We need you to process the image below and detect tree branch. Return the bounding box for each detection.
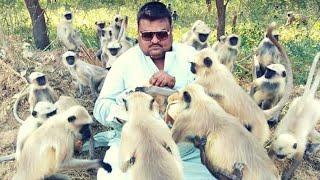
[224,0,231,6]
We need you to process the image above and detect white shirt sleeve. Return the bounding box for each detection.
[93,57,126,126]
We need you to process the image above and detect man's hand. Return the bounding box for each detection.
[149,70,175,88]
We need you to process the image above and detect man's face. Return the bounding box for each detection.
[138,18,173,60]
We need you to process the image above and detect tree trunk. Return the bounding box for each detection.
[24,0,50,50]
[216,0,226,40]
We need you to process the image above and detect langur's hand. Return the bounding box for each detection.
[149,70,175,88]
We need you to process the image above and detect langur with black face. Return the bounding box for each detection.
[27,72,58,111]
[181,20,211,50]
[61,51,108,99]
[13,72,58,124]
[119,91,183,180]
[168,84,279,180]
[254,31,282,79]
[13,106,112,180]
[54,95,95,157]
[271,52,320,180]
[57,11,82,51]
[0,101,57,163]
[189,23,293,144]
[101,16,133,69]
[250,63,287,126]
[95,20,106,43]
[212,34,241,71]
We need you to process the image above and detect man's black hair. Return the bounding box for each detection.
[137,2,172,26]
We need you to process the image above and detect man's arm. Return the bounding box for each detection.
[93,62,125,126]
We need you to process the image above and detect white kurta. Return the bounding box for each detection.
[94,42,196,125]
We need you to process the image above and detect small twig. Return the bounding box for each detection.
[235,63,250,73]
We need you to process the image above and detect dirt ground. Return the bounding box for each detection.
[0,36,319,179]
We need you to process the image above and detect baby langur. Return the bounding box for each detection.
[28,72,58,112]
[190,23,293,144]
[13,106,112,180]
[57,11,82,51]
[101,16,132,69]
[254,32,281,79]
[271,52,320,180]
[0,101,57,163]
[16,101,57,162]
[95,20,106,43]
[119,91,183,180]
[250,64,286,126]
[212,34,241,71]
[181,20,211,50]
[62,51,108,99]
[168,84,279,179]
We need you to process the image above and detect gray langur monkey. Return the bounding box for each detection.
[254,31,282,79]
[61,51,108,99]
[13,105,112,180]
[0,101,57,163]
[189,23,293,144]
[57,11,83,51]
[119,91,183,180]
[16,101,57,162]
[168,84,279,179]
[286,11,308,26]
[271,52,320,180]
[95,20,106,43]
[13,71,58,124]
[54,95,95,157]
[27,72,58,112]
[172,10,178,21]
[55,95,80,113]
[250,63,287,126]
[181,20,211,50]
[101,16,133,69]
[212,34,241,71]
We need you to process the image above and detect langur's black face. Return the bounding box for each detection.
[198,33,209,42]
[64,13,72,20]
[36,76,46,86]
[79,124,91,142]
[66,55,75,65]
[264,68,276,79]
[229,36,239,46]
[98,22,105,29]
[108,47,121,56]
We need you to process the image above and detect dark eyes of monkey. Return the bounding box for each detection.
[36,76,46,86]
[264,68,276,79]
[66,56,75,65]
